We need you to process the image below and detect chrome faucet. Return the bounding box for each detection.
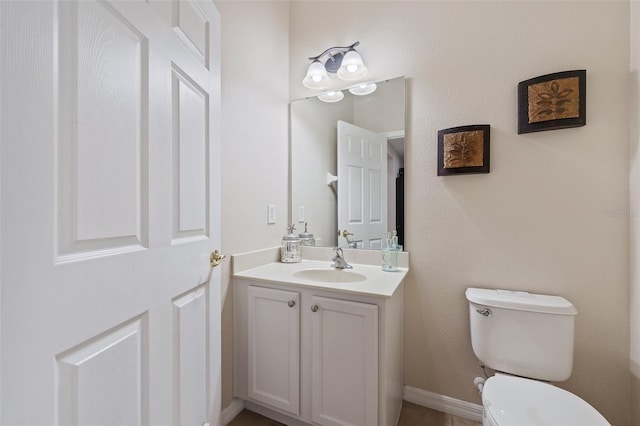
[331,247,353,269]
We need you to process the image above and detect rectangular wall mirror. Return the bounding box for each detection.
[290,76,406,249]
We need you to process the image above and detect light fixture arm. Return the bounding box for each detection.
[307,42,360,73]
[307,41,360,62]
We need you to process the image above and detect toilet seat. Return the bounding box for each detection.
[482,375,610,426]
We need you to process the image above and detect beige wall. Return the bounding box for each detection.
[290,2,630,425]
[219,1,632,424]
[630,3,640,425]
[217,0,290,409]
[290,1,629,424]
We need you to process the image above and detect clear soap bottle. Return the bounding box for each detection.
[382,231,398,272]
[281,224,302,263]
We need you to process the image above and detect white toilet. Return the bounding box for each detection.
[465,288,610,426]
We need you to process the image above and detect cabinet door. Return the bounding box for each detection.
[311,296,379,426]
[247,286,300,415]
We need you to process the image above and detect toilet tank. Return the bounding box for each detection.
[465,288,578,382]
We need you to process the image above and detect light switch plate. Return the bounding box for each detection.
[267,204,276,224]
[298,205,305,222]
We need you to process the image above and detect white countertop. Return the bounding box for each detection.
[233,257,408,298]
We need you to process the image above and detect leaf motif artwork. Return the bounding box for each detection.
[443,130,484,169]
[527,77,580,124]
[437,125,490,176]
[518,70,585,133]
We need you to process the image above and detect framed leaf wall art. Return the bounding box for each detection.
[437,125,490,176]
[518,70,586,134]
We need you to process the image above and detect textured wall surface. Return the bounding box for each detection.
[629,3,640,425]
[290,2,630,424]
[217,1,290,409]
[218,2,631,424]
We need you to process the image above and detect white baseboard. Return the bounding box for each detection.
[222,398,245,426]
[403,386,483,422]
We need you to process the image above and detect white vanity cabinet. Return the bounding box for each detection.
[246,285,300,415]
[310,295,379,426]
[234,277,404,426]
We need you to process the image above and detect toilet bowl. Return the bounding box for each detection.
[482,375,609,426]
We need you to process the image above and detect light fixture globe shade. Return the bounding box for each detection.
[349,83,377,96]
[303,60,331,89]
[317,91,344,103]
[336,49,367,81]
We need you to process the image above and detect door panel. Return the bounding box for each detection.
[0,1,221,424]
[57,318,145,425]
[172,65,209,241]
[57,0,149,260]
[173,286,208,426]
[172,0,210,66]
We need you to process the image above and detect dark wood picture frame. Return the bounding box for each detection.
[518,70,586,134]
[437,125,490,176]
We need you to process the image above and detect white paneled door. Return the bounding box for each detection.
[0,1,221,425]
[337,121,388,249]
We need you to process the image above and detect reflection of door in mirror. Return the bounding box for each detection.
[337,121,387,249]
[290,76,405,249]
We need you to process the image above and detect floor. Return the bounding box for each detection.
[228,401,482,426]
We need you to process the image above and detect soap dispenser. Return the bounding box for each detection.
[281,224,302,263]
[382,231,398,272]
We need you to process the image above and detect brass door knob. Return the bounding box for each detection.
[339,229,354,238]
[210,250,226,267]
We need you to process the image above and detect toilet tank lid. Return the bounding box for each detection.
[465,288,577,315]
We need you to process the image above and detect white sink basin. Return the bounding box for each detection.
[293,268,367,283]
[233,257,408,298]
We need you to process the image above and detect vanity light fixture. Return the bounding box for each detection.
[302,41,368,90]
[348,82,377,96]
[317,91,344,103]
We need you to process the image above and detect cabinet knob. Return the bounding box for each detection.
[311,304,319,312]
[288,300,296,308]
